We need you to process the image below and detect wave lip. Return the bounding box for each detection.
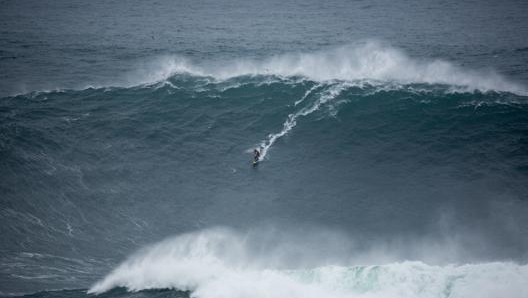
[89,228,528,298]
[136,41,527,95]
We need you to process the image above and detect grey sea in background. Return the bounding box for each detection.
[1,0,528,297]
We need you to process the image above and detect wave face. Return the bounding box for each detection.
[1,44,528,297]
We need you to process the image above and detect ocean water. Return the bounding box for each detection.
[1,0,528,297]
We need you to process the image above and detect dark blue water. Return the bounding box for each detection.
[1,0,528,297]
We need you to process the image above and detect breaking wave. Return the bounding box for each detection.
[131,41,526,95]
[88,228,528,298]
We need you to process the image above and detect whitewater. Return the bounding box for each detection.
[131,42,526,95]
[88,228,528,298]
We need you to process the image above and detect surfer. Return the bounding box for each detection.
[253,149,261,163]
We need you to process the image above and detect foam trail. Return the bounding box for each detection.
[257,83,347,160]
[89,228,528,298]
[294,83,322,106]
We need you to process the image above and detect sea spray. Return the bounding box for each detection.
[129,42,526,95]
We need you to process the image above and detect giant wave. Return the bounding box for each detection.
[2,42,528,298]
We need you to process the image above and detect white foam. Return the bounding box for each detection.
[132,41,526,95]
[295,83,322,106]
[88,228,528,298]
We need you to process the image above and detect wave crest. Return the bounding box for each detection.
[134,41,526,95]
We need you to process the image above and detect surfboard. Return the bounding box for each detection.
[252,160,259,167]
